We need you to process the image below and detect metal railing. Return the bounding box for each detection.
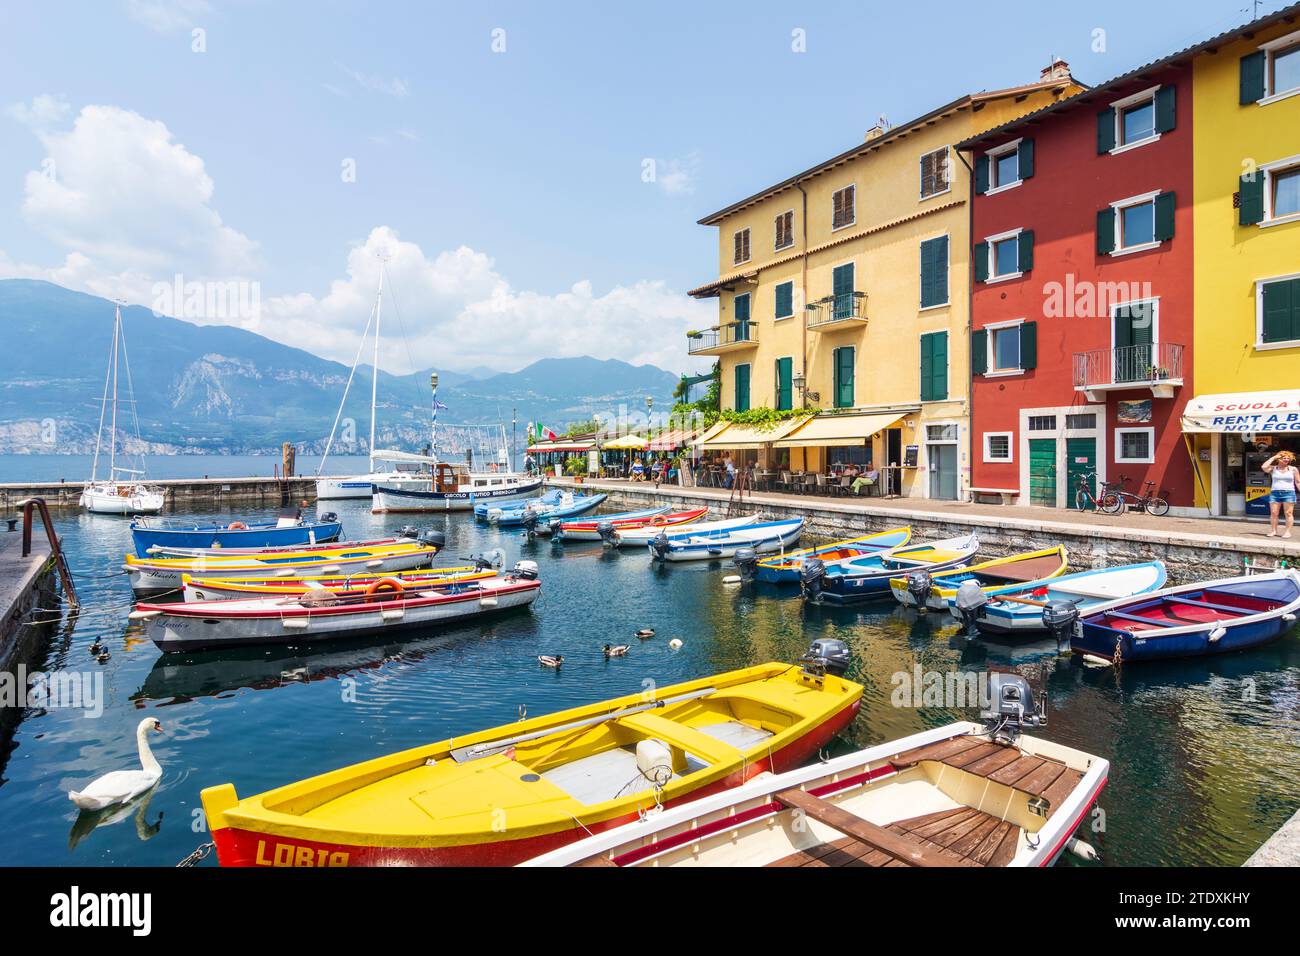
[806,291,867,330]
[17,497,78,609]
[1073,342,1184,389]
[686,321,758,353]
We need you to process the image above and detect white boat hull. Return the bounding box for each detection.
[126,548,436,594]
[315,473,430,500]
[655,520,805,562]
[614,514,761,548]
[81,485,164,515]
[372,475,544,513]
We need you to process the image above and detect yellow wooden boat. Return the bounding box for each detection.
[752,526,911,584]
[181,565,495,601]
[200,661,863,866]
[889,545,1068,611]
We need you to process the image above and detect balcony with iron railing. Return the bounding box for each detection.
[686,320,759,355]
[1073,341,1185,399]
[806,291,868,331]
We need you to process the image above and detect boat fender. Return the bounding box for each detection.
[128,609,162,621]
[1209,625,1227,643]
[1066,837,1099,862]
[1080,653,1113,668]
[722,574,743,585]
[365,577,406,597]
[668,638,683,650]
[1284,612,1297,624]
[636,739,673,787]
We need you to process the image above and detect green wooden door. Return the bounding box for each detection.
[1065,437,1096,511]
[734,364,751,412]
[734,293,752,342]
[1114,302,1153,383]
[775,357,793,411]
[833,347,855,408]
[832,263,855,319]
[1029,439,1057,507]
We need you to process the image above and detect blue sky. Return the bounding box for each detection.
[0,0,1280,375]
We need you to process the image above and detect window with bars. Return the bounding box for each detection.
[832,185,856,230]
[919,148,950,199]
[1066,413,1097,429]
[984,433,1012,461]
[733,228,751,265]
[775,211,794,250]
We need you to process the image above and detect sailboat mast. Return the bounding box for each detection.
[369,265,384,472]
[430,371,439,465]
[89,306,116,483]
[108,303,121,481]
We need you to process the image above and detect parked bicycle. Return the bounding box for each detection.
[1074,471,1119,513]
[1075,471,1169,516]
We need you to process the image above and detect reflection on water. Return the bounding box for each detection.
[0,497,1298,866]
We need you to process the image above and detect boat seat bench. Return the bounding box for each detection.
[613,713,742,767]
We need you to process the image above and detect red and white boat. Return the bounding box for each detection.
[555,507,708,542]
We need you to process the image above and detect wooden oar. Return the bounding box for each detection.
[989,593,1051,608]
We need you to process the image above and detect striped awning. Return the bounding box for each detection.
[696,416,812,450]
[648,428,697,451]
[526,440,596,454]
[773,411,907,447]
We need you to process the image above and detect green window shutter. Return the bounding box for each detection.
[1240,51,1266,104]
[734,364,751,412]
[921,332,948,401]
[834,347,855,408]
[775,357,793,411]
[973,242,988,283]
[971,329,987,376]
[1154,85,1176,133]
[1020,321,1037,370]
[1018,138,1035,179]
[1096,208,1115,255]
[1261,279,1300,344]
[1153,191,1176,241]
[974,155,989,195]
[1018,230,1034,273]
[1097,108,1116,154]
[1239,173,1265,226]
[920,236,948,308]
[832,262,854,296]
[775,282,793,319]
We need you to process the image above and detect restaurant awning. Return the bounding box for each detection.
[648,428,696,451]
[1180,390,1300,434]
[602,434,649,450]
[526,440,596,454]
[696,416,812,450]
[773,411,907,447]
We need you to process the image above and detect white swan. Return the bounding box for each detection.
[68,717,163,811]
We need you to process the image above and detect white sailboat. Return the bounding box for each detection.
[80,302,164,516]
[315,265,431,500]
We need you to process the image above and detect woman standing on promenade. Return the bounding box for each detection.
[1262,450,1299,538]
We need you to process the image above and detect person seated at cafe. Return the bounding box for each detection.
[852,466,878,495]
[631,460,645,481]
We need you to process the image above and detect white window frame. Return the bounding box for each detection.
[918,146,952,201]
[831,184,857,232]
[733,227,751,266]
[1109,85,1161,155]
[1259,154,1300,228]
[773,279,796,321]
[918,232,950,310]
[774,209,796,251]
[983,227,1023,283]
[985,138,1023,196]
[1114,426,1155,464]
[1255,271,1300,351]
[1259,29,1300,106]
[1109,189,1162,256]
[983,431,1014,463]
[984,317,1025,377]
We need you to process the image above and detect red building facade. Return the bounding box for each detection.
[959,62,1196,511]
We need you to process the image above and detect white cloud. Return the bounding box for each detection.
[656,153,700,197]
[124,0,210,32]
[5,94,71,128]
[339,65,411,98]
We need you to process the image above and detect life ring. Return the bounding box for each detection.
[228,521,249,530]
[365,577,405,597]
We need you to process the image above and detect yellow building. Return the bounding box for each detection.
[1185,8,1300,516]
[687,63,1083,499]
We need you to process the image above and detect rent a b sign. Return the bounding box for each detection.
[1181,390,1300,434]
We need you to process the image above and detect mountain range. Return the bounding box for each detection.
[0,280,681,455]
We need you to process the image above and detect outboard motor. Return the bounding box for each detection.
[733,547,759,581]
[1042,599,1081,653]
[398,525,420,539]
[800,557,826,602]
[418,529,446,551]
[801,638,852,677]
[318,511,338,525]
[954,579,989,631]
[650,532,671,561]
[905,570,933,612]
[474,547,506,572]
[596,520,618,547]
[520,511,540,537]
[508,560,540,581]
[980,672,1047,745]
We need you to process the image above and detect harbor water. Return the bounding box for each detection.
[1,496,1299,866]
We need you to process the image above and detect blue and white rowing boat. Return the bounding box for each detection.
[491,492,608,528]
[802,534,979,604]
[752,527,912,584]
[650,518,805,562]
[473,489,563,521]
[548,505,672,540]
[129,511,343,555]
[1072,569,1300,663]
[946,561,1168,636]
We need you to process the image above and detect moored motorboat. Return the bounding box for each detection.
[802,534,979,604]
[889,545,1068,611]
[554,507,703,542]
[182,564,496,602]
[145,535,410,560]
[613,513,761,548]
[473,489,563,520]
[1072,569,1300,663]
[946,561,1168,636]
[130,510,343,554]
[373,463,543,513]
[651,518,805,562]
[124,540,440,594]
[136,562,542,652]
[522,675,1106,868]
[198,656,864,866]
[489,492,607,528]
[753,527,912,584]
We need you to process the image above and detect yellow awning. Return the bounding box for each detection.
[698,416,812,450]
[1181,390,1300,434]
[773,411,907,447]
[602,434,649,450]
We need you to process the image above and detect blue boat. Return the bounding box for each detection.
[131,510,343,555]
[802,534,978,604]
[652,518,805,562]
[473,489,563,521]
[1072,569,1300,662]
[753,527,911,584]
[489,492,608,528]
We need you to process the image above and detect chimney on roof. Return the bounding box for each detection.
[864,124,886,142]
[1040,58,1071,81]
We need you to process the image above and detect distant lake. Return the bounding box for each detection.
[0,454,374,484]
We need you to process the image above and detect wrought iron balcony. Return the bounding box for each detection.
[686,321,758,355]
[1073,342,1185,398]
[807,291,868,331]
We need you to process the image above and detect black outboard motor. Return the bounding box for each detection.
[1042,599,1081,653]
[398,525,420,539]
[520,511,540,537]
[597,520,618,547]
[509,560,540,581]
[953,579,989,631]
[650,532,671,561]
[905,570,933,612]
[318,511,338,525]
[418,529,446,551]
[800,557,826,602]
[733,547,759,580]
[979,672,1047,744]
[474,548,505,571]
[801,638,852,677]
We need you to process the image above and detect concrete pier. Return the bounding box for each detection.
[0,476,321,512]
[1245,808,1300,866]
[0,529,58,677]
